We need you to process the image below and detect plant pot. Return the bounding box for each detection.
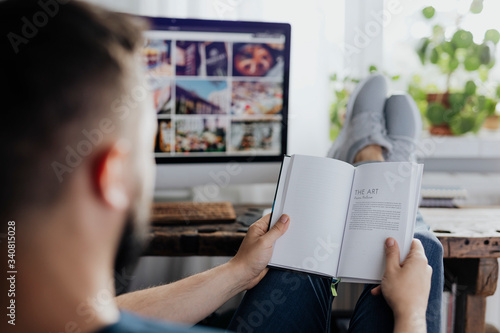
[427,92,450,108]
[483,115,499,130]
[429,124,454,135]
[426,92,455,135]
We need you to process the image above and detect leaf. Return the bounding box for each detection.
[437,51,451,73]
[486,58,496,69]
[452,30,473,48]
[478,96,497,116]
[443,108,461,123]
[479,42,493,65]
[447,93,465,121]
[464,80,477,96]
[464,55,481,71]
[426,102,447,125]
[478,66,489,82]
[487,100,498,116]
[422,6,435,19]
[430,47,439,64]
[472,112,487,133]
[448,57,459,71]
[449,93,465,109]
[442,41,456,56]
[369,65,378,73]
[485,29,500,44]
[450,115,477,134]
[417,38,430,65]
[470,0,484,14]
[433,25,445,41]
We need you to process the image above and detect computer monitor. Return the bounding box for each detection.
[141,17,291,196]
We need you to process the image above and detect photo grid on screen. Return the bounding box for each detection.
[143,30,286,157]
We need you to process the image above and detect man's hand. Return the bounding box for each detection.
[371,238,432,333]
[229,213,289,290]
[116,214,289,324]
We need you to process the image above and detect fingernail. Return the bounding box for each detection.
[279,215,289,224]
[386,238,395,248]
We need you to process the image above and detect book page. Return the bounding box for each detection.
[338,162,419,281]
[269,156,292,227]
[269,155,355,277]
[403,164,423,260]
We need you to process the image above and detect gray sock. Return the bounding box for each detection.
[327,74,392,164]
[384,94,422,162]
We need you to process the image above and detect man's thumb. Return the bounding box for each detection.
[385,237,401,271]
[263,214,289,243]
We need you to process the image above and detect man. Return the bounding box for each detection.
[0,1,437,332]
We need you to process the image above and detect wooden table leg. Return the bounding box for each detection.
[446,258,499,333]
[465,258,498,333]
[464,295,487,333]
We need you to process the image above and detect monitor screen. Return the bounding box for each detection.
[141,17,290,164]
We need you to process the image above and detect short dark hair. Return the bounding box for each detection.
[0,0,145,220]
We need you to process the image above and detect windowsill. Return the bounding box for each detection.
[417,130,500,159]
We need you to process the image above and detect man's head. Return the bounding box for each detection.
[0,0,156,302]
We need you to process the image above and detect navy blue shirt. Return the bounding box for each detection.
[98,311,225,333]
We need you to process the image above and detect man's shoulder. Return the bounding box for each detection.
[97,311,225,333]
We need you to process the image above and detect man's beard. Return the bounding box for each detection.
[113,181,152,295]
[113,213,146,295]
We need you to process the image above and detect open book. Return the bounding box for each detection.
[269,154,423,283]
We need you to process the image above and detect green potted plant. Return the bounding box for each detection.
[412,1,500,135]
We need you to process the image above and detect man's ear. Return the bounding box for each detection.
[93,140,132,210]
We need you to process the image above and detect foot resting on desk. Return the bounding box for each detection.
[327,74,423,164]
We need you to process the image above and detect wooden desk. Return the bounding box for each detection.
[420,208,500,333]
[145,205,500,333]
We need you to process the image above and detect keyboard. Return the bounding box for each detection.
[151,201,236,225]
[236,207,273,227]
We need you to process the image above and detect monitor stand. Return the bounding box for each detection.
[154,188,195,202]
[155,183,277,204]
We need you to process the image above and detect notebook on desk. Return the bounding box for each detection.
[419,186,467,208]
